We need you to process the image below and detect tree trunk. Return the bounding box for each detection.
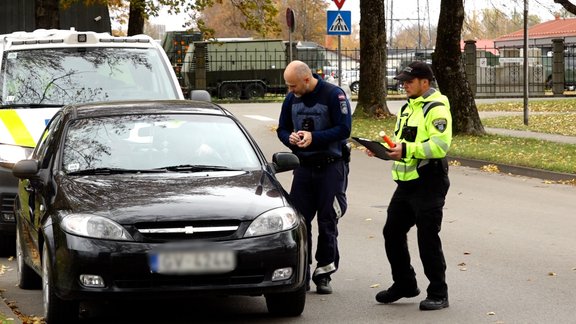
[355,0,391,118]
[127,0,145,36]
[35,0,59,29]
[434,0,484,135]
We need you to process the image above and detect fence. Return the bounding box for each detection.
[172,40,576,100]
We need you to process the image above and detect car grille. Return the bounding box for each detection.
[0,194,16,223]
[134,220,241,242]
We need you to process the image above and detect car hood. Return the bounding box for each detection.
[54,170,289,223]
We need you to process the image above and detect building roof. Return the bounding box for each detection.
[495,16,576,42]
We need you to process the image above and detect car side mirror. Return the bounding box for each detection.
[271,152,299,173]
[12,159,40,179]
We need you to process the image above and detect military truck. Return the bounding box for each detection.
[180,39,330,99]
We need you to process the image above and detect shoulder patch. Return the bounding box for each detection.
[340,99,349,114]
[432,118,448,132]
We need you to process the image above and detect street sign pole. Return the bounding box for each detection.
[338,35,342,86]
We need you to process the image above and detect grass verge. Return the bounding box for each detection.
[351,116,576,175]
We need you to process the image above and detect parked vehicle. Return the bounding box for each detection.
[12,99,307,322]
[179,38,330,99]
[0,29,184,255]
[340,68,401,94]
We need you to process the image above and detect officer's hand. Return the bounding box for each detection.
[387,143,403,160]
[296,131,312,148]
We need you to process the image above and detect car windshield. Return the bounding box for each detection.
[0,47,178,106]
[62,114,261,173]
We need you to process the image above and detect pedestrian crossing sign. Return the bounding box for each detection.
[327,10,351,35]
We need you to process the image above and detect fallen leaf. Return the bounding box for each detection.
[458,262,466,266]
[487,311,496,316]
[463,251,471,255]
[370,284,380,288]
[548,272,557,276]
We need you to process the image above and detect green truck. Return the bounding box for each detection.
[163,36,329,99]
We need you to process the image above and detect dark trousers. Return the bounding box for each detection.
[290,160,348,283]
[384,165,450,299]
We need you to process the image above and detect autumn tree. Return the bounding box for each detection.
[354,0,391,118]
[392,24,437,49]
[434,0,483,135]
[462,8,540,40]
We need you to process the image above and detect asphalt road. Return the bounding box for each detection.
[1,101,576,323]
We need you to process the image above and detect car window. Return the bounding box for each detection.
[34,112,63,168]
[61,114,261,172]
[1,47,179,106]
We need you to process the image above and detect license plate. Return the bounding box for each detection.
[149,250,236,274]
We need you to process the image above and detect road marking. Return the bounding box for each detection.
[243,115,275,122]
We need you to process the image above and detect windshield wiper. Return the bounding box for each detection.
[159,164,239,172]
[0,103,64,109]
[67,167,166,175]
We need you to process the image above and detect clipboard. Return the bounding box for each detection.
[351,136,392,160]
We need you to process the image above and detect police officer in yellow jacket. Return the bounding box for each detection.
[373,61,452,311]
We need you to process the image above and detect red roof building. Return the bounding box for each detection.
[494,16,576,48]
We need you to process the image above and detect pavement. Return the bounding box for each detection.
[0,109,574,324]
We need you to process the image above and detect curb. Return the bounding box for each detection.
[0,298,21,324]
[448,156,576,182]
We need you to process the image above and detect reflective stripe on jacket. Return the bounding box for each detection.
[392,88,452,181]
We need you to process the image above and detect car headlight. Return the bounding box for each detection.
[0,144,33,166]
[61,214,133,241]
[244,207,299,238]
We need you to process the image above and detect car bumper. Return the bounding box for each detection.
[51,225,307,300]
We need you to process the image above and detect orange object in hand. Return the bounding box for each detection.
[379,131,396,148]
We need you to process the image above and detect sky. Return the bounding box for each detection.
[149,0,566,32]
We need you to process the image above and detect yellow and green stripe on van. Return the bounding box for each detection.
[0,110,36,147]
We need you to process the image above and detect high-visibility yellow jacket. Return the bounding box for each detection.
[392,88,452,181]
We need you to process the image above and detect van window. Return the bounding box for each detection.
[1,47,179,106]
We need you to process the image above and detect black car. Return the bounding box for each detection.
[12,100,307,322]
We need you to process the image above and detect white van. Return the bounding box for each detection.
[0,29,184,254]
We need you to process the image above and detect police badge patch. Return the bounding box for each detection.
[338,94,348,114]
[433,118,447,132]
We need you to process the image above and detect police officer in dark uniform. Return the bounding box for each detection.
[277,60,352,294]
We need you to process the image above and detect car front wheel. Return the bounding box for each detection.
[265,284,306,317]
[42,242,78,323]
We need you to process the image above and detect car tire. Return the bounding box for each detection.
[16,229,41,289]
[42,242,78,323]
[0,232,16,257]
[265,284,306,317]
[350,81,359,94]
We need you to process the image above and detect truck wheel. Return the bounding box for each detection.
[220,84,241,99]
[245,83,266,99]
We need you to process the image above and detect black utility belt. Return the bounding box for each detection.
[299,154,341,167]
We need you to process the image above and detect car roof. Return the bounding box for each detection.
[62,100,231,119]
